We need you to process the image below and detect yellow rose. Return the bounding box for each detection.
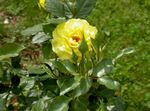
[39,0,45,9]
[52,19,97,60]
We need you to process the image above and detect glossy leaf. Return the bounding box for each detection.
[32,32,50,44]
[21,24,43,36]
[48,96,71,111]
[0,43,24,60]
[63,0,75,18]
[52,61,68,74]
[27,65,45,75]
[62,60,77,75]
[42,42,52,59]
[47,18,66,24]
[45,0,65,17]
[73,77,92,97]
[75,0,96,18]
[97,76,120,90]
[72,96,88,111]
[31,99,45,111]
[57,77,80,95]
[93,59,113,77]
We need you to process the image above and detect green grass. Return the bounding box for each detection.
[0,0,150,110]
[88,0,150,110]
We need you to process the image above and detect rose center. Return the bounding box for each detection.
[72,36,81,42]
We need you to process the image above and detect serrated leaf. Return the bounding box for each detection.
[72,96,88,111]
[97,76,120,90]
[0,43,24,60]
[73,77,92,97]
[75,0,96,18]
[31,99,45,111]
[57,77,80,95]
[93,59,113,77]
[62,60,77,75]
[32,32,50,44]
[21,24,43,36]
[45,0,65,17]
[48,96,71,111]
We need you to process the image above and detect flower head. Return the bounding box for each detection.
[52,19,97,60]
[39,0,45,9]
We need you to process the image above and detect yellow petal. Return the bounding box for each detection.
[52,37,72,60]
[52,19,98,61]
[39,0,45,9]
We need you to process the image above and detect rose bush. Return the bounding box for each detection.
[52,19,97,60]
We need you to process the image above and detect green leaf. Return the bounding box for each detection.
[31,99,45,111]
[32,32,51,44]
[48,96,71,111]
[63,0,75,18]
[72,96,88,111]
[42,79,57,91]
[97,76,120,90]
[79,37,88,54]
[96,100,107,111]
[52,61,68,74]
[57,77,80,95]
[62,60,77,75]
[75,0,96,18]
[114,47,135,62]
[21,24,43,36]
[20,77,35,91]
[96,89,115,98]
[43,24,56,36]
[42,42,52,59]
[93,59,113,77]
[0,63,3,78]
[0,43,24,60]
[47,18,66,24]
[71,50,78,63]
[110,97,127,111]
[27,65,45,75]
[45,0,65,17]
[91,33,101,51]
[73,77,92,97]
[0,98,5,111]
